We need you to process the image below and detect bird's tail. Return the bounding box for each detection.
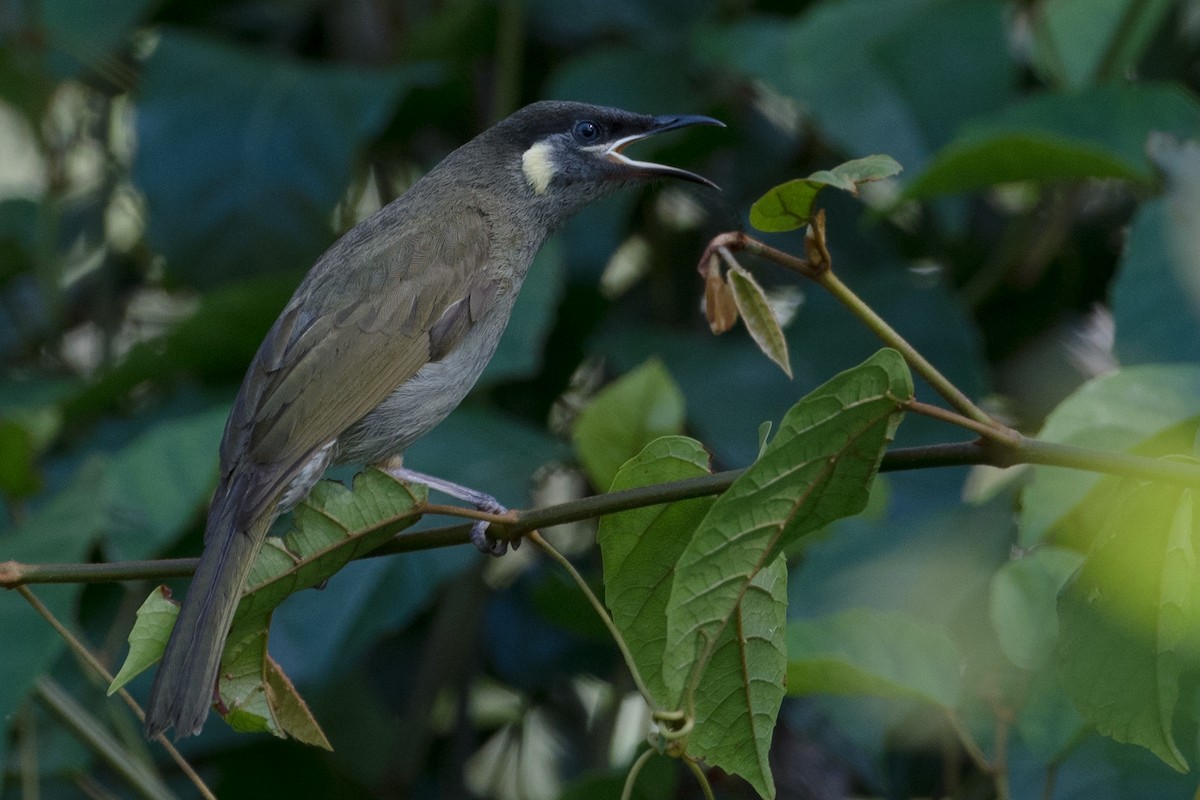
[144,506,271,739]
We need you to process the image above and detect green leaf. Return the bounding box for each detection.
[688,556,787,800]
[62,275,297,426]
[0,459,108,770]
[0,419,40,500]
[1020,365,1200,546]
[104,405,229,560]
[989,547,1083,670]
[40,0,156,77]
[786,608,960,708]
[1058,483,1200,772]
[1112,137,1200,364]
[134,30,440,286]
[749,155,902,232]
[571,359,686,491]
[113,468,425,737]
[726,264,792,378]
[904,83,1200,197]
[663,349,912,701]
[598,436,715,704]
[107,587,179,695]
[698,0,1013,170]
[1031,0,1175,89]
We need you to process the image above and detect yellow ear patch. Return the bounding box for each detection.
[522,141,556,194]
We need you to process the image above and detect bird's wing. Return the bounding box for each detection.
[217,205,496,531]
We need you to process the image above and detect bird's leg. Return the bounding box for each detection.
[381,464,513,556]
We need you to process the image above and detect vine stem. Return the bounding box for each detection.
[683,756,717,800]
[526,531,658,711]
[620,748,657,800]
[16,586,216,800]
[702,230,1001,430]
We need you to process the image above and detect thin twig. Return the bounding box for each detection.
[16,587,216,800]
[527,531,659,710]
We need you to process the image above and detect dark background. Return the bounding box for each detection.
[3,0,1200,797]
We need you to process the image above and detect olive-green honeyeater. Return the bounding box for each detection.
[144,101,722,738]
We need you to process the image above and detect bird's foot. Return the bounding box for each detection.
[381,465,515,556]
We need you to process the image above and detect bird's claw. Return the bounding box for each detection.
[470,521,507,556]
[469,498,518,556]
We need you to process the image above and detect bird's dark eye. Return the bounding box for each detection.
[573,120,600,142]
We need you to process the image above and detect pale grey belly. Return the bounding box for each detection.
[333,298,514,466]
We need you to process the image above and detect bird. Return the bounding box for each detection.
[143,100,722,739]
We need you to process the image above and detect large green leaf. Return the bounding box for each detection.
[0,460,109,771]
[1058,482,1200,772]
[1031,0,1175,89]
[689,556,787,800]
[134,30,439,286]
[104,405,228,560]
[787,608,960,708]
[1112,138,1200,365]
[597,435,714,705]
[663,349,912,701]
[989,546,1082,671]
[1020,365,1200,546]
[904,83,1200,197]
[571,359,686,491]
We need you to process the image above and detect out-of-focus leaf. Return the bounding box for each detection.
[104,404,228,560]
[571,360,686,491]
[546,46,700,113]
[663,350,911,700]
[1031,0,1175,89]
[787,608,960,708]
[40,0,156,77]
[989,546,1082,670]
[598,435,714,704]
[0,459,108,770]
[108,587,178,695]
[904,83,1200,197]
[1058,482,1200,772]
[1020,365,1200,546]
[135,30,440,286]
[1014,668,1087,762]
[699,0,1012,170]
[62,275,297,426]
[1113,137,1200,364]
[0,419,40,499]
[727,264,792,378]
[750,155,902,232]
[871,0,1016,154]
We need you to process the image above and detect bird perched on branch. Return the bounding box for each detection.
[144,100,722,739]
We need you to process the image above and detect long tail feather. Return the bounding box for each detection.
[144,508,270,739]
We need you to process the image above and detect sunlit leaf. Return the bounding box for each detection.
[1059,483,1200,772]
[107,587,179,695]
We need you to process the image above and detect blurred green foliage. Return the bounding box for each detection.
[4,0,1200,797]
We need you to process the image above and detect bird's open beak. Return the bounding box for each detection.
[604,114,724,190]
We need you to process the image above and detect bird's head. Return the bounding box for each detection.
[475,101,722,223]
